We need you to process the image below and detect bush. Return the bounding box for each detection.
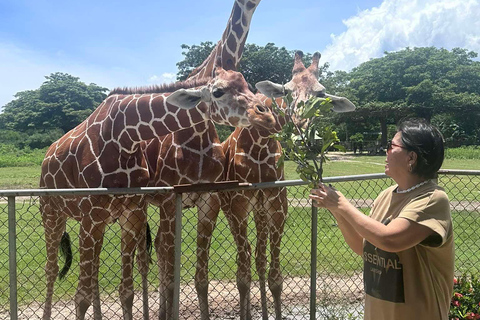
[0,144,47,167]
[450,275,480,320]
[445,146,480,160]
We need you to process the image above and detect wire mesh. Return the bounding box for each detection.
[0,172,479,319]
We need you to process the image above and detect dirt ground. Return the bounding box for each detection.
[2,274,364,319]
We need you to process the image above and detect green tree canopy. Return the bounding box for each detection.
[176,42,325,86]
[0,72,108,134]
[327,47,480,146]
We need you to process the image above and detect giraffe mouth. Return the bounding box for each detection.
[249,105,276,130]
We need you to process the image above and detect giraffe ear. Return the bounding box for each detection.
[255,81,285,98]
[166,88,210,109]
[324,93,356,113]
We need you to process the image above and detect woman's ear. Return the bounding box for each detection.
[408,151,418,165]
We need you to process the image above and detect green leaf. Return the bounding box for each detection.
[276,154,285,169]
[333,144,346,152]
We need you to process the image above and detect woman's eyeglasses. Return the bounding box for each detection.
[387,140,406,151]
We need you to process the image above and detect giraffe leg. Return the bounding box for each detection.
[155,198,176,320]
[118,208,148,320]
[136,209,151,320]
[253,205,269,320]
[268,189,287,320]
[41,201,67,320]
[224,195,252,320]
[75,218,106,320]
[195,193,221,320]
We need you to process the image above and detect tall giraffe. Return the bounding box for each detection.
[141,1,262,319]
[39,66,274,320]
[218,51,356,320]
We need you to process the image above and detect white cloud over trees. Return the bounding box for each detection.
[322,0,480,71]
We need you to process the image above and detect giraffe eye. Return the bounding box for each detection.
[212,88,225,98]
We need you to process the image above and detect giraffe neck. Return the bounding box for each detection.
[188,0,261,80]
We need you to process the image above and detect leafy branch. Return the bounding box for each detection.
[272,94,345,188]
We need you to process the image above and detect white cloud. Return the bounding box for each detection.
[148,72,176,83]
[322,0,480,71]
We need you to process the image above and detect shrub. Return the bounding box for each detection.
[0,144,47,167]
[445,146,480,160]
[450,275,480,319]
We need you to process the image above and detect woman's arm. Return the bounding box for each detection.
[330,211,364,256]
[310,184,434,252]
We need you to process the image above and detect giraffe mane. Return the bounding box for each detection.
[108,77,212,96]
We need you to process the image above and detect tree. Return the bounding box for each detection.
[0,72,108,133]
[0,72,108,148]
[176,42,216,81]
[340,47,480,146]
[176,41,323,86]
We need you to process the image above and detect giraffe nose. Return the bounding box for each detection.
[255,105,267,114]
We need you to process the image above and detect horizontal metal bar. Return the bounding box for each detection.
[172,181,251,193]
[0,186,174,197]
[0,170,478,197]
[438,169,480,176]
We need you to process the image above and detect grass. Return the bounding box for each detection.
[1,197,479,307]
[3,154,480,190]
[0,167,41,189]
[1,151,479,308]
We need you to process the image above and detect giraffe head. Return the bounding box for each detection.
[255,51,356,120]
[166,63,275,130]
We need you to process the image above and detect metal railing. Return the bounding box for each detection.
[0,170,479,319]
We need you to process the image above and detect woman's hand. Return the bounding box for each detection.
[309,183,347,212]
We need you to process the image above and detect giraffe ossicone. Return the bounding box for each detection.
[256,51,356,114]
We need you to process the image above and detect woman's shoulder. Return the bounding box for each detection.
[409,183,450,210]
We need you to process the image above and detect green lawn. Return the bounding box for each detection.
[284,155,480,180]
[1,154,479,307]
[2,155,479,190]
[1,199,479,307]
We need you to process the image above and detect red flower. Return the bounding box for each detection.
[475,314,480,319]
[466,312,476,320]
[452,300,461,307]
[454,292,464,298]
[454,278,458,285]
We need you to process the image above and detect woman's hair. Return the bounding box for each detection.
[397,118,445,179]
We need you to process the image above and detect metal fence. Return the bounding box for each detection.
[1,170,479,320]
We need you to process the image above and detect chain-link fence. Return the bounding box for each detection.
[1,170,479,319]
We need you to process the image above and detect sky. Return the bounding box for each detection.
[1,0,479,109]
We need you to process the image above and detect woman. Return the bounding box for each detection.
[310,119,454,319]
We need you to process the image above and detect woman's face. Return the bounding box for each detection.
[385,131,410,179]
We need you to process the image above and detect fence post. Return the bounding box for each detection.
[8,196,18,320]
[310,205,318,320]
[172,193,183,320]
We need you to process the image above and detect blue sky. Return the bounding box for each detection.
[1,0,479,109]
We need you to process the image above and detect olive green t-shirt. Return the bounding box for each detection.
[363,180,454,320]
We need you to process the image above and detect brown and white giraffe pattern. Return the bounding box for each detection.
[39,67,273,320]
[214,51,353,320]
[187,0,260,81]
[140,1,263,319]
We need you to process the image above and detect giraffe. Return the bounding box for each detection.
[217,51,356,320]
[140,1,263,319]
[39,65,274,320]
